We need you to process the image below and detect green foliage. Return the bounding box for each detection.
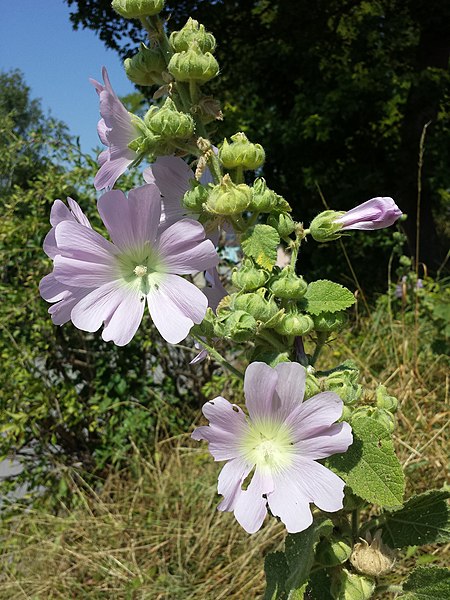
[327,417,405,508]
[400,566,450,599]
[380,490,450,548]
[302,280,356,316]
[242,224,280,270]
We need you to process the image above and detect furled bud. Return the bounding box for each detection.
[204,174,252,216]
[219,132,265,171]
[375,385,398,413]
[309,210,345,243]
[267,212,296,237]
[304,370,321,399]
[313,311,347,333]
[112,0,164,18]
[145,98,195,139]
[182,181,211,212]
[223,310,257,342]
[168,43,219,84]
[124,43,166,86]
[330,569,375,600]
[325,363,362,406]
[350,531,395,577]
[234,292,278,323]
[352,406,395,433]
[248,178,279,212]
[232,260,267,291]
[170,17,216,54]
[316,537,353,567]
[270,269,307,300]
[274,312,314,337]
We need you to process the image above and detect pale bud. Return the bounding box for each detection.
[350,531,396,578]
[170,17,216,54]
[112,0,164,18]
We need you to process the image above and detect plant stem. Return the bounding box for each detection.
[310,332,328,367]
[351,508,360,540]
[257,329,286,353]
[190,334,244,380]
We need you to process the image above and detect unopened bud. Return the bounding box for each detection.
[352,406,395,433]
[168,43,219,84]
[182,181,211,212]
[249,178,279,212]
[274,312,314,337]
[124,43,166,86]
[375,385,398,413]
[309,210,345,243]
[204,174,252,216]
[234,292,278,323]
[145,98,195,139]
[112,0,164,18]
[304,371,321,399]
[170,17,216,54]
[350,531,395,577]
[232,260,267,291]
[267,212,296,237]
[331,569,375,600]
[313,311,347,333]
[325,363,362,406]
[270,269,307,300]
[219,132,265,171]
[223,310,257,342]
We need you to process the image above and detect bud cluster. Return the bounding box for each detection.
[168,19,219,84]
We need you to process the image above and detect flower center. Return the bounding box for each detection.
[133,265,148,277]
[116,246,166,295]
[241,420,295,473]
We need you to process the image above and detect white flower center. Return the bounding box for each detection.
[133,265,148,277]
[241,420,295,473]
[116,246,166,295]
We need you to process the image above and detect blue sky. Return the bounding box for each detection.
[0,0,136,154]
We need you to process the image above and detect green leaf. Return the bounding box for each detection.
[307,569,334,600]
[327,417,405,508]
[381,490,450,548]
[264,551,289,600]
[302,280,355,315]
[400,566,450,599]
[242,224,280,270]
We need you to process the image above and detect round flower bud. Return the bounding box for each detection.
[205,174,252,216]
[316,537,353,567]
[170,17,216,54]
[234,292,278,323]
[267,212,296,237]
[352,406,395,433]
[223,310,257,342]
[248,178,279,212]
[350,531,395,577]
[330,569,375,600]
[145,98,195,139]
[182,182,211,212]
[274,312,314,337]
[304,371,321,399]
[325,364,362,406]
[112,0,164,18]
[375,385,398,413]
[270,269,307,300]
[309,209,345,243]
[313,311,347,333]
[232,260,267,291]
[124,43,166,86]
[168,43,219,84]
[219,132,265,171]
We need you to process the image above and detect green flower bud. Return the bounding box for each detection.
[330,568,375,600]
[270,269,307,300]
[145,98,195,139]
[112,0,164,18]
[219,132,265,171]
[352,406,395,433]
[182,181,211,212]
[223,310,257,342]
[304,370,321,399]
[231,260,267,291]
[168,43,219,84]
[350,531,395,577]
[170,17,216,54]
[274,312,314,337]
[316,537,353,567]
[375,385,398,413]
[399,255,412,267]
[124,43,166,86]
[204,174,252,216]
[234,292,278,323]
[313,311,347,333]
[248,178,279,212]
[267,212,296,237]
[309,209,345,243]
[325,364,362,406]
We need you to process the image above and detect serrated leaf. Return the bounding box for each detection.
[381,490,450,548]
[302,280,355,315]
[400,566,450,599]
[242,224,280,270]
[327,417,405,508]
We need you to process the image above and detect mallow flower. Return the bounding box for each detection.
[310,197,402,242]
[40,184,219,345]
[91,67,148,191]
[192,361,353,534]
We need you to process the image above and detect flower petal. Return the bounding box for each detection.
[48,291,86,325]
[337,197,402,231]
[40,272,71,302]
[295,422,353,459]
[267,467,313,534]
[274,361,306,415]
[217,458,253,512]
[70,281,126,334]
[243,362,279,422]
[202,396,248,434]
[290,457,346,513]
[53,255,116,288]
[55,220,118,264]
[285,392,344,441]
[147,275,207,343]
[94,156,134,191]
[233,468,272,534]
[101,286,145,346]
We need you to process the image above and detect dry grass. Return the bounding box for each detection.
[0,298,448,599]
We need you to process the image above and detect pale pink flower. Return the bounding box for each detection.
[90,67,144,191]
[192,361,352,534]
[336,197,402,231]
[40,184,219,345]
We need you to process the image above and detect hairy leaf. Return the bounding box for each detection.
[242,224,280,270]
[400,566,450,599]
[302,280,355,315]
